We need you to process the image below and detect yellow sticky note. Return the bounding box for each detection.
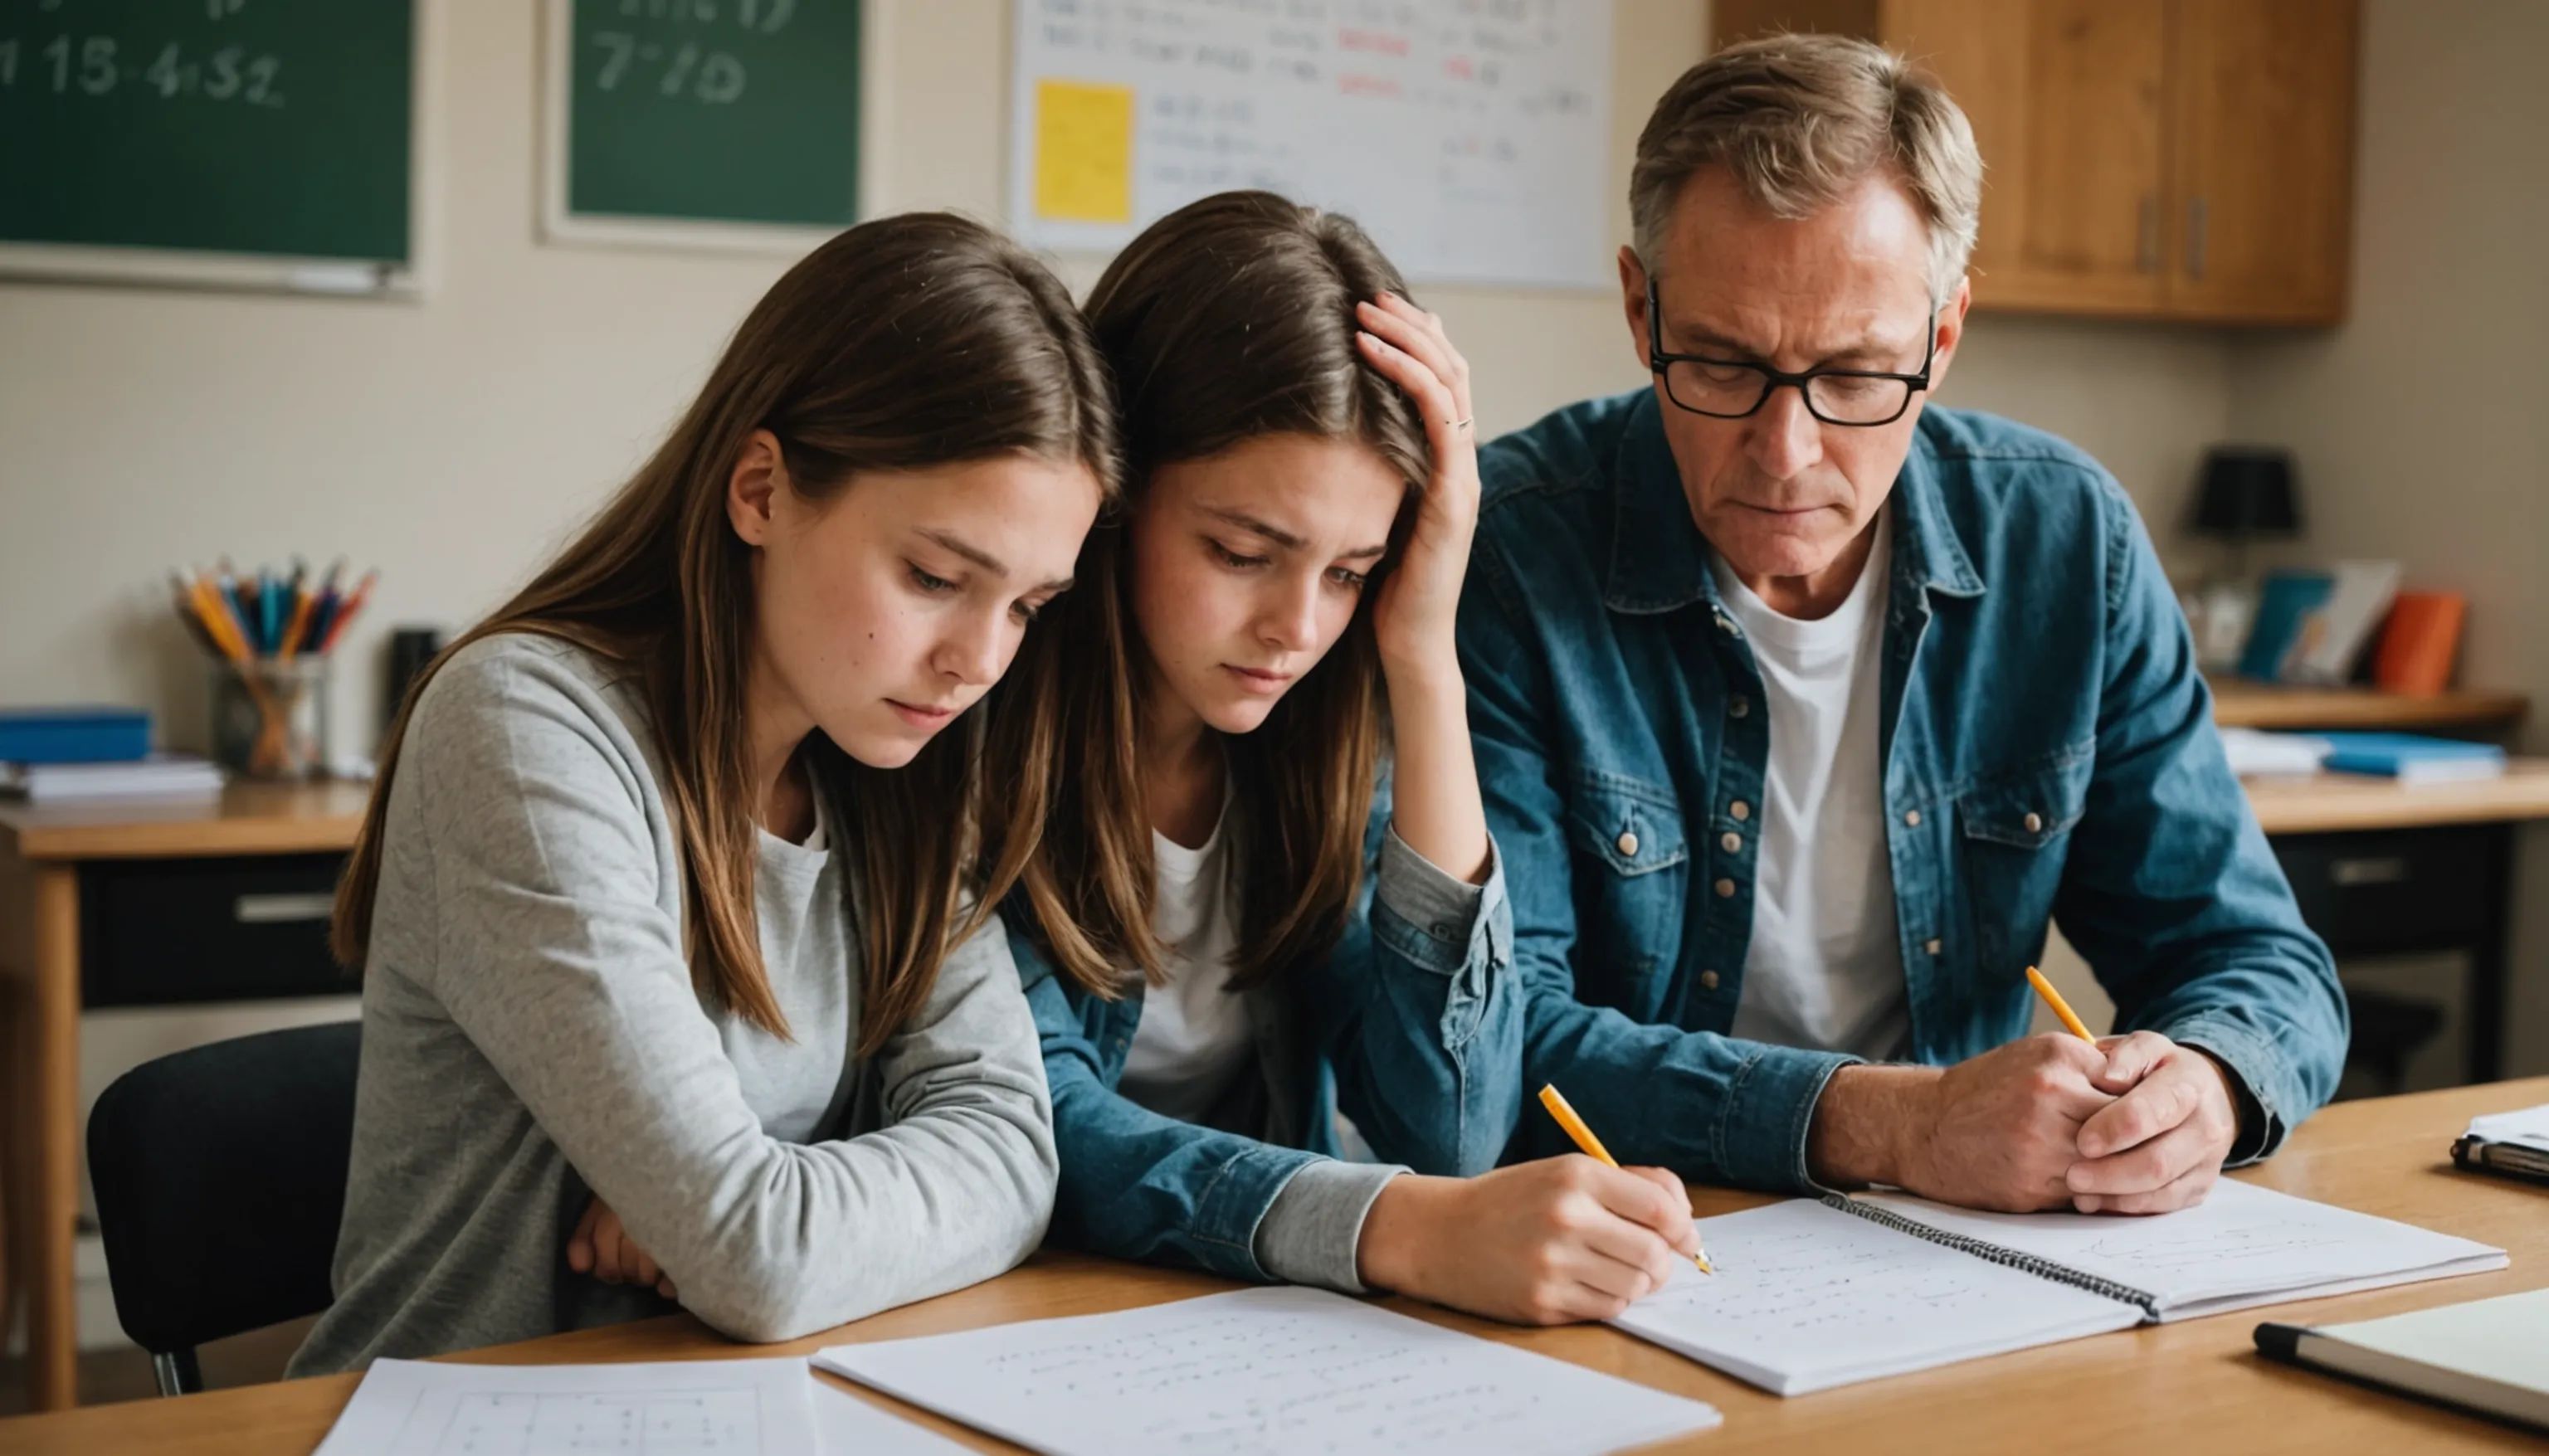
[1034,79,1135,223]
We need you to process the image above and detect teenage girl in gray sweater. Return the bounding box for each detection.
[291,214,1119,1373]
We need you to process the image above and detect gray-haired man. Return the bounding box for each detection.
[1460,34,2345,1226]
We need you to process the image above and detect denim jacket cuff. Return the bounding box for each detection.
[2162,1017,2291,1165]
[1177,1141,1336,1281]
[1717,1045,1861,1193]
[1370,825,1508,976]
[1254,1160,1408,1293]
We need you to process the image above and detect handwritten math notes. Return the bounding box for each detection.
[816,1286,1719,1456]
[1611,1200,2137,1395]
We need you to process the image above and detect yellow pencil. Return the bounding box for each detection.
[2026,966,2097,1043]
[187,577,254,665]
[1538,1083,1712,1275]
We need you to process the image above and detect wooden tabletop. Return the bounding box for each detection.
[2244,761,2549,835]
[2208,682,2530,734]
[0,780,373,861]
[4,1078,2542,1455]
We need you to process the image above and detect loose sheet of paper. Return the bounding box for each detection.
[313,1356,820,1456]
[1610,1199,2139,1396]
[816,1286,1720,1456]
[2468,1102,2549,1153]
[1863,1177,2508,1317]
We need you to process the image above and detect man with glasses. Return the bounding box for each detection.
[1460,33,2344,1218]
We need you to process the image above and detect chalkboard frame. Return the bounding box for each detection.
[0,0,439,299]
[538,0,885,255]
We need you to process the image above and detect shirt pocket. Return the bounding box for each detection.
[1564,771,1688,993]
[1956,743,2094,981]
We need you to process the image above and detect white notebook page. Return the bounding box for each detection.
[815,1286,1720,1456]
[1863,1177,2507,1318]
[1608,1199,2139,1395]
[313,1356,821,1456]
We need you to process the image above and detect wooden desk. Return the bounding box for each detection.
[0,693,2534,1415]
[0,782,370,1412]
[2210,682,2530,735]
[2,1079,2541,1455]
[2246,761,2549,835]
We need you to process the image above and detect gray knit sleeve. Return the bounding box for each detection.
[402,645,1055,1343]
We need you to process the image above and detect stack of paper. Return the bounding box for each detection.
[0,753,222,801]
[2219,727,2331,779]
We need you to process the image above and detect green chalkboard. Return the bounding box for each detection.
[0,0,412,266]
[561,0,861,231]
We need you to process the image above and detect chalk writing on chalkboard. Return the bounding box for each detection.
[545,0,865,244]
[0,0,419,289]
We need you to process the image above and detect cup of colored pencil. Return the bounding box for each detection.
[171,558,376,781]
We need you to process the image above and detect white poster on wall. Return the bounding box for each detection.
[1008,0,1615,290]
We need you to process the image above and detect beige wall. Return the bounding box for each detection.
[2227,0,2549,1077]
[0,0,2236,753]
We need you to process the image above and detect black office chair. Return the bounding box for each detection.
[86,1020,360,1395]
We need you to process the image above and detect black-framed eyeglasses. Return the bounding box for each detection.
[1645,277,1936,427]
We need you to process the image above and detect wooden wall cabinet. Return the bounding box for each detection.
[1708,0,2359,324]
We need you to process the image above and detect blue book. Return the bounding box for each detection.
[2238,571,2334,681]
[0,706,151,766]
[2317,731,2507,785]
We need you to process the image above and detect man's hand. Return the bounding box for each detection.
[1357,1157,1703,1325]
[2066,1032,2241,1215]
[567,1197,680,1301]
[1810,1036,2116,1211]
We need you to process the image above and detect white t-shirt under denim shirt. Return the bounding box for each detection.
[1114,797,1494,1293]
[1118,813,1255,1123]
[1709,513,1913,1062]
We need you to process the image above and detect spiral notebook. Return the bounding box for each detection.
[1611,1179,2507,1395]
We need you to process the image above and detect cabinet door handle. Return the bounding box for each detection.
[235,892,336,923]
[2331,856,2410,887]
[2137,195,2160,273]
[2186,197,2210,281]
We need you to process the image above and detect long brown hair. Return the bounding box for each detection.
[335,213,1120,1055]
[985,191,1428,997]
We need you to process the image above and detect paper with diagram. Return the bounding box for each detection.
[311,1356,821,1456]
[1613,1180,2506,1395]
[814,1285,1721,1456]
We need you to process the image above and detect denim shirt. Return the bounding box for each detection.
[1012,773,1514,1284]
[1459,391,2347,1192]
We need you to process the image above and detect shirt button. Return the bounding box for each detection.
[1720,831,1742,854]
[1432,923,1455,937]
[1699,969,1721,991]
[2024,811,2044,833]
[1729,696,1751,718]
[1926,937,1943,957]
[1903,809,1922,827]
[1616,830,1640,857]
[1714,878,1735,898]
[1730,800,1751,821]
